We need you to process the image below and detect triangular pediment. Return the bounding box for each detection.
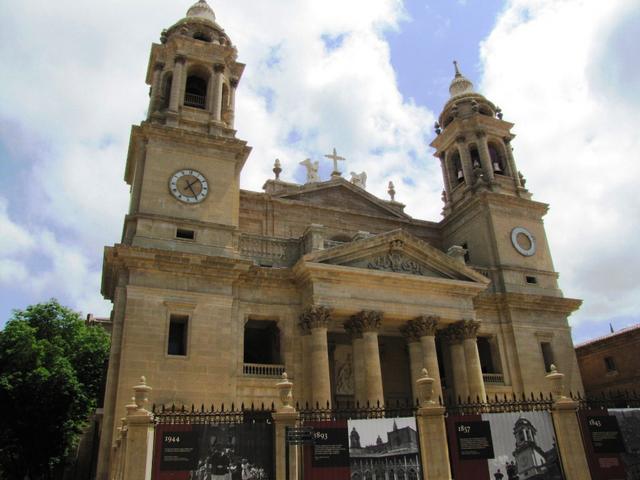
[302,229,489,284]
[274,178,410,219]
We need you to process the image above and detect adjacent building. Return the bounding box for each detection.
[95,1,584,477]
[576,324,640,396]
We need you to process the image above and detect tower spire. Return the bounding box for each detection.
[453,60,462,77]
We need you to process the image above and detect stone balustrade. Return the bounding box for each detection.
[243,363,286,378]
[239,234,300,266]
[482,372,505,384]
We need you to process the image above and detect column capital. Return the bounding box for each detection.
[153,62,165,71]
[441,324,464,345]
[400,323,420,343]
[455,135,467,145]
[174,54,187,64]
[230,78,240,88]
[459,320,481,339]
[213,63,225,74]
[355,310,383,332]
[475,130,487,139]
[300,305,331,330]
[344,317,363,339]
[413,315,439,337]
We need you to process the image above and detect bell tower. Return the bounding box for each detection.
[432,62,559,295]
[432,63,582,395]
[123,0,251,257]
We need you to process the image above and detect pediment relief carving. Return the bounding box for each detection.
[343,251,443,278]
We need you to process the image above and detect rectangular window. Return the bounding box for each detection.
[604,356,617,372]
[540,342,554,372]
[244,320,280,365]
[168,315,188,356]
[176,228,195,240]
[526,276,538,284]
[477,337,495,373]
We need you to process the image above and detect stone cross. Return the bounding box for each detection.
[325,148,346,178]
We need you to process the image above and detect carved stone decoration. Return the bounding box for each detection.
[344,317,364,339]
[334,349,355,395]
[412,315,439,337]
[442,324,464,345]
[300,305,332,330]
[355,310,383,332]
[299,158,320,183]
[399,323,420,343]
[367,252,424,276]
[459,320,481,339]
[350,171,367,189]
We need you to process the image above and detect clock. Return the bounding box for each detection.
[169,169,209,204]
[511,227,536,257]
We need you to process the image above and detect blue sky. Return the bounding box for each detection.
[1,0,639,345]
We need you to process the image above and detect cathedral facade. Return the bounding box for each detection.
[96,2,584,478]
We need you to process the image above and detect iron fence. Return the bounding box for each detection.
[152,402,275,425]
[572,389,640,410]
[443,392,554,416]
[298,399,418,422]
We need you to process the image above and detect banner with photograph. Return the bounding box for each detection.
[447,411,564,480]
[303,417,422,480]
[152,422,273,480]
[579,408,640,480]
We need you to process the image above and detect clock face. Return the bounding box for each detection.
[511,227,536,257]
[169,169,209,204]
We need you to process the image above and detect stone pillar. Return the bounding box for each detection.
[148,62,165,117]
[460,320,486,401]
[356,311,384,405]
[476,132,496,182]
[228,78,238,128]
[504,138,522,187]
[456,136,473,186]
[415,369,452,480]
[274,373,300,480]
[300,306,332,407]
[547,366,591,480]
[445,325,469,401]
[400,324,422,403]
[122,377,154,480]
[299,325,312,406]
[211,64,224,122]
[439,153,452,200]
[168,54,187,113]
[345,317,367,406]
[414,315,443,403]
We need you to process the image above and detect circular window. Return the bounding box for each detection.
[511,227,536,257]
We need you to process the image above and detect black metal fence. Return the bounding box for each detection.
[149,390,640,425]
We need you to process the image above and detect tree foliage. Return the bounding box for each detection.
[0,300,111,479]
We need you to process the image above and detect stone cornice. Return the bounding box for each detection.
[474,293,582,314]
[101,244,252,300]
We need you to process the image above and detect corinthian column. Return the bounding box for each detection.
[456,136,473,186]
[300,306,332,407]
[355,311,384,405]
[344,318,366,405]
[413,316,443,402]
[460,320,486,401]
[169,54,186,113]
[211,64,224,122]
[444,325,469,401]
[476,132,495,182]
[400,323,422,403]
[148,61,165,117]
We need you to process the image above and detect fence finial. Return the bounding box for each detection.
[276,371,295,412]
[133,375,152,411]
[416,368,435,406]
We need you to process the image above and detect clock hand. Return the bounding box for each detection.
[184,179,198,197]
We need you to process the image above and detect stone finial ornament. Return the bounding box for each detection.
[273,159,282,180]
[416,368,435,406]
[186,0,216,22]
[435,122,442,135]
[133,376,152,411]
[350,172,367,189]
[546,364,567,400]
[388,181,396,201]
[449,61,474,98]
[276,372,295,412]
[299,158,320,184]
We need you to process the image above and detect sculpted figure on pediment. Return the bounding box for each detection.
[367,252,425,276]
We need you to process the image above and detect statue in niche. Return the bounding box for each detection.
[350,171,367,189]
[299,158,320,183]
[336,354,354,395]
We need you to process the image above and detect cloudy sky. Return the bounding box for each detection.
[0,0,638,343]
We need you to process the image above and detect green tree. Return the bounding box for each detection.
[0,300,110,479]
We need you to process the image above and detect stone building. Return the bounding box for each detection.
[95,1,584,477]
[575,324,640,396]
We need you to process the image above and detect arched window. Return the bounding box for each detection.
[161,73,173,110]
[489,142,507,175]
[184,75,208,109]
[469,146,481,169]
[450,151,464,185]
[193,31,211,42]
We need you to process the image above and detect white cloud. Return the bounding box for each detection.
[0,198,35,256]
[480,0,640,333]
